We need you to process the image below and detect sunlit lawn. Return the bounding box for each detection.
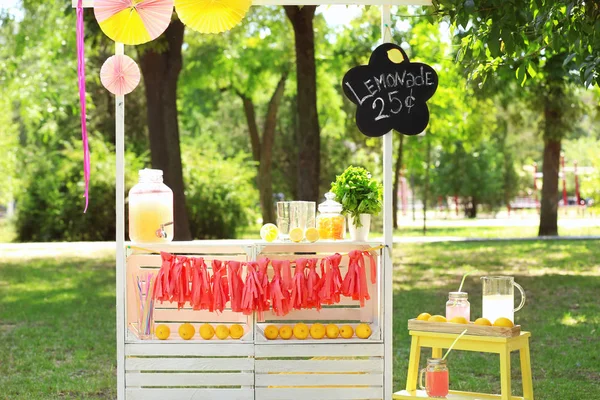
[393,224,600,238]
[0,240,598,399]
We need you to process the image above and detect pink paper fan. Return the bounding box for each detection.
[100,55,141,96]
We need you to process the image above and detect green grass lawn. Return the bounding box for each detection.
[393,224,600,238]
[0,240,598,399]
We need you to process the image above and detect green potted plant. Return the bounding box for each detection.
[330,166,383,241]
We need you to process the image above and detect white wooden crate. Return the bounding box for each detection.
[126,243,254,343]
[125,342,255,400]
[255,242,383,344]
[255,343,384,400]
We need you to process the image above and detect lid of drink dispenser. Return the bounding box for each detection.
[318,192,343,213]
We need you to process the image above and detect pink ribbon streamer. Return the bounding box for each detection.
[76,0,90,212]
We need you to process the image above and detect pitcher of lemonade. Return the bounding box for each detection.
[481,276,526,323]
[129,169,174,243]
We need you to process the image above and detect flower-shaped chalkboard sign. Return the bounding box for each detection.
[342,43,438,137]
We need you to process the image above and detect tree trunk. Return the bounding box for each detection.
[423,139,431,235]
[538,81,563,237]
[238,73,288,224]
[138,20,192,240]
[393,135,404,229]
[284,6,321,202]
[539,138,561,235]
[259,73,288,224]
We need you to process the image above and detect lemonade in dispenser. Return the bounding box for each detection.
[317,192,345,240]
[128,169,174,243]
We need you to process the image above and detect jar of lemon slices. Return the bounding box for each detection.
[317,192,345,240]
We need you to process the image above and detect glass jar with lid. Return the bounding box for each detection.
[316,192,345,240]
[445,291,470,321]
[419,358,449,398]
[128,169,174,243]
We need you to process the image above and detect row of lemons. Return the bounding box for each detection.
[260,223,320,243]
[263,322,372,340]
[154,323,245,340]
[416,313,515,328]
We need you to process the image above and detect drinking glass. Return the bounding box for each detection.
[276,202,291,239]
[481,276,526,323]
[303,201,316,228]
[134,273,156,340]
[290,201,308,230]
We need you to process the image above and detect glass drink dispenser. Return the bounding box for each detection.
[128,169,174,243]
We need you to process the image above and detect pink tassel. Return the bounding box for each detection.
[341,250,370,307]
[227,261,244,313]
[153,252,174,303]
[241,262,262,317]
[290,258,308,310]
[270,260,291,317]
[305,258,321,310]
[319,253,343,305]
[257,258,271,314]
[211,260,230,313]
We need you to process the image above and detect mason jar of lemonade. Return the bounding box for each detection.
[128,169,174,243]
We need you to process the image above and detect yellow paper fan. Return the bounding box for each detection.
[175,0,252,34]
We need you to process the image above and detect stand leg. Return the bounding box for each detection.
[432,347,443,358]
[499,349,512,400]
[520,340,534,399]
[406,336,421,392]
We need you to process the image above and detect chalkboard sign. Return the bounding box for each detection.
[342,43,438,137]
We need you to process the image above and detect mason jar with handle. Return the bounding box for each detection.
[481,276,526,323]
[419,358,449,398]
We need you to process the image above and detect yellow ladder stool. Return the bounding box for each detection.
[393,330,534,400]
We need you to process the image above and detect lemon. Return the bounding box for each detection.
[155,324,170,340]
[199,323,215,340]
[428,315,447,323]
[326,324,339,339]
[493,317,515,328]
[230,324,244,339]
[289,227,304,243]
[260,223,279,242]
[279,325,293,340]
[355,323,372,339]
[293,323,309,339]
[178,323,195,340]
[474,318,492,326]
[304,227,320,243]
[449,316,469,324]
[215,325,230,340]
[264,325,279,340]
[340,325,354,339]
[310,323,326,339]
[416,313,431,321]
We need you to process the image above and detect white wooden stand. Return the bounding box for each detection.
[72,1,431,398]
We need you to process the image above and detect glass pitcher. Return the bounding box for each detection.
[481,276,526,323]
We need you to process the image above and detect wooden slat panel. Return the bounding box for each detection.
[255,343,383,357]
[154,309,247,323]
[255,387,383,400]
[127,372,254,387]
[126,357,254,371]
[255,359,382,373]
[126,388,254,400]
[261,308,363,321]
[255,373,383,387]
[126,343,254,357]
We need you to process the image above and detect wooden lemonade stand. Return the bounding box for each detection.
[73,1,533,399]
[72,1,431,399]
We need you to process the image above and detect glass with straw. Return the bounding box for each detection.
[446,270,475,321]
[134,272,156,340]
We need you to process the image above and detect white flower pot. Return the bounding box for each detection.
[348,214,371,242]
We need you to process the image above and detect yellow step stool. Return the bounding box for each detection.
[393,330,534,400]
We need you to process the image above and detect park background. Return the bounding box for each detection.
[0,1,599,399]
